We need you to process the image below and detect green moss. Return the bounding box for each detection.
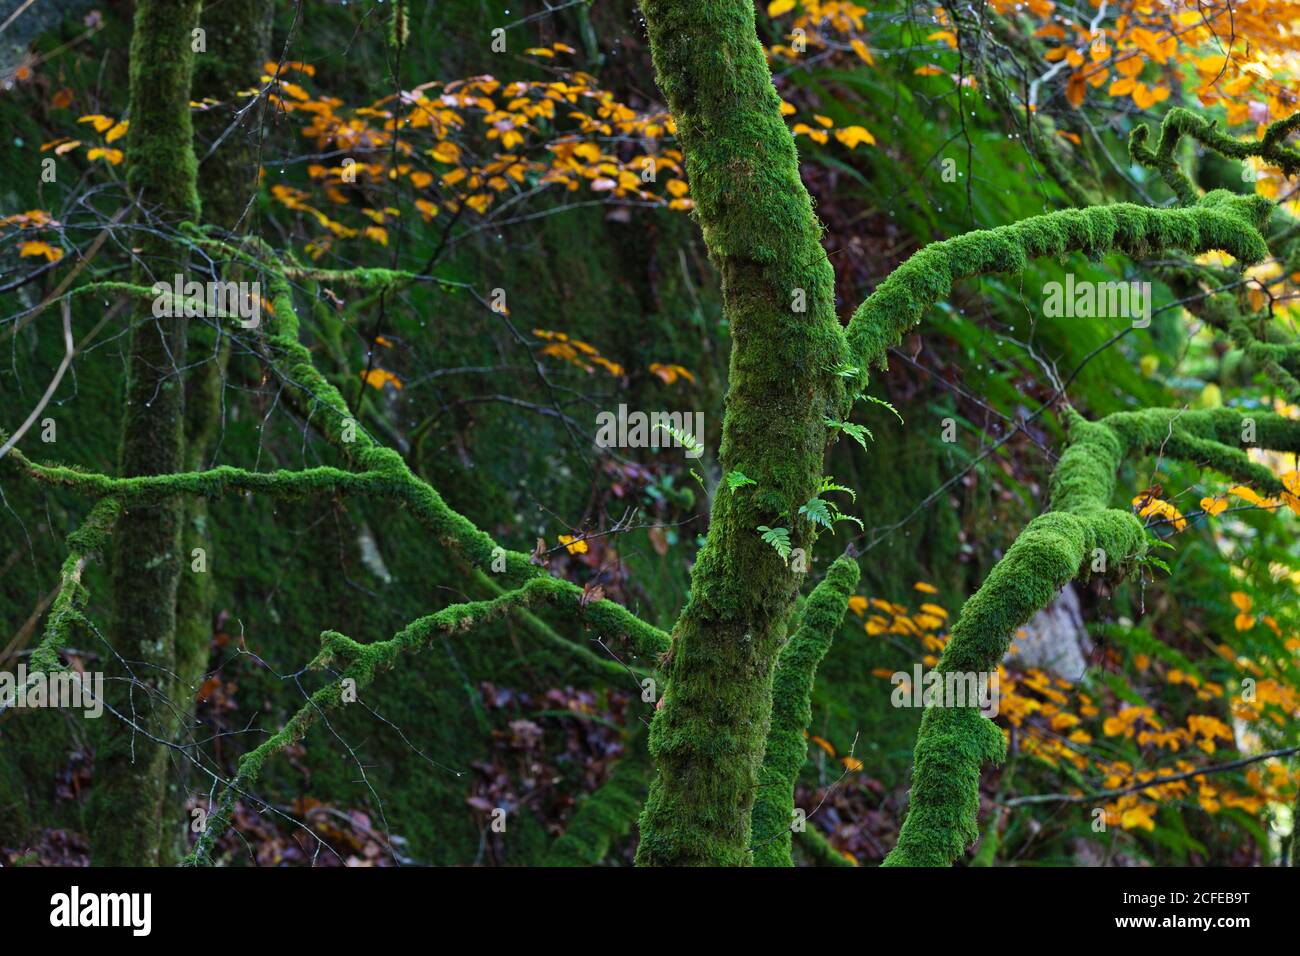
[884,403,1300,866]
[884,412,1140,866]
[546,725,651,866]
[1131,108,1300,206]
[846,192,1273,386]
[634,0,850,868]
[91,0,204,867]
[752,555,859,867]
[796,822,856,867]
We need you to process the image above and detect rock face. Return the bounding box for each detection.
[1006,583,1092,680]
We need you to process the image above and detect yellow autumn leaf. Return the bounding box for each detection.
[1228,485,1271,507]
[1200,496,1228,516]
[834,125,876,149]
[429,141,461,164]
[19,240,63,262]
[791,123,828,144]
[78,113,115,133]
[1119,805,1155,831]
[1131,83,1170,110]
[1108,76,1136,97]
[767,0,796,16]
[1065,72,1087,107]
[557,534,588,555]
[86,147,124,165]
[360,368,403,390]
[850,38,874,66]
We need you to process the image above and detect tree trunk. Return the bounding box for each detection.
[91,0,203,867]
[634,0,849,865]
[161,0,274,867]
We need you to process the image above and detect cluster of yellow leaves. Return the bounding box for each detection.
[256,57,689,257]
[804,729,863,772]
[39,114,127,166]
[857,580,1298,833]
[762,1,879,148]
[1199,471,1300,521]
[2,210,62,262]
[1101,705,1234,754]
[768,0,869,42]
[532,330,702,388]
[17,240,62,262]
[1131,493,1187,532]
[531,329,624,378]
[788,109,876,149]
[1012,0,1300,134]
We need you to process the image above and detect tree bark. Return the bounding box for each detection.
[91,0,203,867]
[162,0,274,867]
[635,0,849,865]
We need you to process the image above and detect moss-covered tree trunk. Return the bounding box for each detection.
[162,0,273,867]
[634,0,848,865]
[91,0,203,867]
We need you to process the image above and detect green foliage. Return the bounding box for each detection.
[824,417,872,451]
[726,470,757,491]
[757,525,793,564]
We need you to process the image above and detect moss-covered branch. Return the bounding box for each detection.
[845,192,1273,382]
[796,822,856,867]
[751,555,859,867]
[1103,407,1300,497]
[185,576,618,863]
[545,724,652,866]
[10,453,387,502]
[1131,108,1300,206]
[884,404,1300,866]
[14,498,121,681]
